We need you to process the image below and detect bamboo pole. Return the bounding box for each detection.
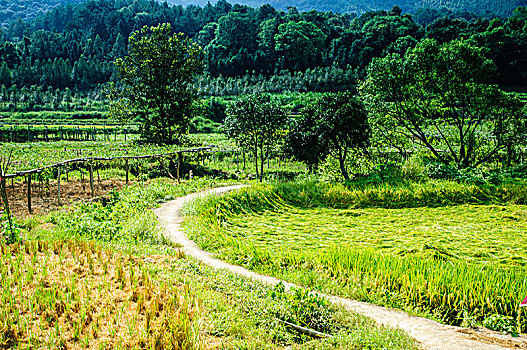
[27,174,32,213]
[57,166,61,206]
[89,161,94,197]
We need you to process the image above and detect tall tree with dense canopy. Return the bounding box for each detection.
[108,23,204,144]
[287,93,370,179]
[224,94,286,181]
[360,38,525,168]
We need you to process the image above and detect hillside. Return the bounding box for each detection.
[0,0,85,27]
[166,0,524,17]
[0,0,522,29]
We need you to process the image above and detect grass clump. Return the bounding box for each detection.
[183,179,527,332]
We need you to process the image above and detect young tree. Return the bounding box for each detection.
[285,105,329,174]
[224,94,286,181]
[287,93,370,180]
[360,39,525,169]
[107,23,204,144]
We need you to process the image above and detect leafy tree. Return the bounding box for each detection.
[360,38,525,169]
[287,93,369,180]
[275,21,326,71]
[224,93,286,181]
[108,23,204,144]
[286,105,329,174]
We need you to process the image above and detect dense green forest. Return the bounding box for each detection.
[166,0,524,18]
[0,0,521,25]
[0,0,525,114]
[0,0,85,27]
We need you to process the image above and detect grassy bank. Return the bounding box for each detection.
[183,179,527,331]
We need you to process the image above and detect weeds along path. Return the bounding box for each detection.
[154,185,517,350]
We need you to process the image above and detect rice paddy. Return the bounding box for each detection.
[0,239,201,349]
[183,180,527,331]
[225,204,527,267]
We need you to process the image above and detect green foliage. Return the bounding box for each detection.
[224,93,286,181]
[483,314,519,336]
[361,38,525,169]
[108,23,204,144]
[286,93,370,179]
[275,21,326,71]
[0,212,20,245]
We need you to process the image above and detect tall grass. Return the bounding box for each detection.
[183,178,527,330]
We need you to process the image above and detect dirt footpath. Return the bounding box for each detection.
[154,185,527,350]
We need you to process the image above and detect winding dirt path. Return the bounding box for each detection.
[154,185,527,350]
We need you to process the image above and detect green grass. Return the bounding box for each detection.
[183,179,527,331]
[1,177,419,349]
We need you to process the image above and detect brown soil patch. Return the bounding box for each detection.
[4,178,128,218]
[0,240,210,349]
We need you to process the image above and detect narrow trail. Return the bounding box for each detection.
[154,185,526,350]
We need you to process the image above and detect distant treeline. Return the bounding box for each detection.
[0,0,526,98]
[0,0,85,27]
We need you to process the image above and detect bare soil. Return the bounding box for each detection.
[5,178,127,218]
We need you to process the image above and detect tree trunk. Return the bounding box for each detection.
[254,148,259,180]
[260,146,265,182]
[339,156,349,181]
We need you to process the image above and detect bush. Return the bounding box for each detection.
[483,314,518,336]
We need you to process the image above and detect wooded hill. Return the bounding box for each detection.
[0,0,522,28]
[0,0,525,99]
[0,0,85,27]
[168,0,524,18]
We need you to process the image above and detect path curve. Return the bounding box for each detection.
[154,185,525,350]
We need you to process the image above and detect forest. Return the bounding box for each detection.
[0,0,525,104]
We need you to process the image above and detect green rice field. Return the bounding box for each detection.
[183,180,527,330]
[226,204,527,267]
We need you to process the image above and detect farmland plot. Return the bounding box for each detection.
[183,180,527,330]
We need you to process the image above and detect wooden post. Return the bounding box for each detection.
[125,158,129,185]
[27,174,32,213]
[177,153,181,182]
[57,166,61,206]
[89,161,94,197]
